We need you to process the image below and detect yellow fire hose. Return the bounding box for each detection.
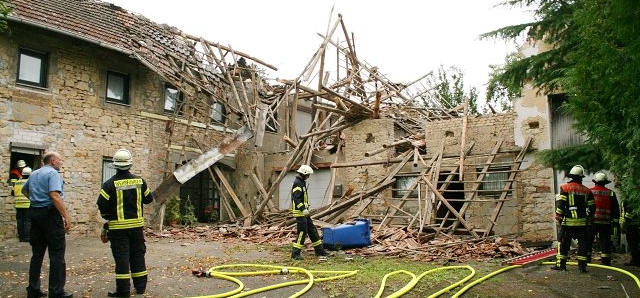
[187,262,640,297]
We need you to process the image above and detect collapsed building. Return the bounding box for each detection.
[1,0,569,247]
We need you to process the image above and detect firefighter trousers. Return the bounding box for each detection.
[293,216,322,250]
[587,223,613,261]
[558,225,589,263]
[109,227,148,294]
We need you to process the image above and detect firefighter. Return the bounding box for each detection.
[11,167,32,242]
[553,165,595,272]
[97,149,154,297]
[620,198,640,266]
[9,159,26,185]
[586,172,619,266]
[290,165,330,260]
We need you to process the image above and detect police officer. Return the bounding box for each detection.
[553,165,595,272]
[587,172,619,266]
[290,165,330,260]
[12,167,32,242]
[97,149,153,297]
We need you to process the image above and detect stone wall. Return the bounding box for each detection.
[0,23,229,239]
[423,113,555,242]
[341,119,396,219]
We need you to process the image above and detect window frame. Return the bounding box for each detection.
[163,83,184,115]
[392,175,420,198]
[477,166,511,198]
[105,70,130,105]
[210,102,226,124]
[265,110,278,133]
[17,48,48,88]
[102,157,116,184]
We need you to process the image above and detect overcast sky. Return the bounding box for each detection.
[106,0,534,99]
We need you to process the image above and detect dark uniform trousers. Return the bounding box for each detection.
[627,224,640,264]
[294,216,322,249]
[28,207,66,298]
[558,225,589,266]
[109,227,148,293]
[587,223,613,263]
[17,207,31,241]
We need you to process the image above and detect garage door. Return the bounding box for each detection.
[279,169,331,211]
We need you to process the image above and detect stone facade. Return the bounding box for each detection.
[0,23,231,238]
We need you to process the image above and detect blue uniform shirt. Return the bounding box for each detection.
[22,165,64,208]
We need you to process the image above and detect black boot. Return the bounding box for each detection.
[107,291,130,297]
[291,248,303,260]
[601,257,611,266]
[551,259,567,271]
[578,260,588,273]
[314,246,330,257]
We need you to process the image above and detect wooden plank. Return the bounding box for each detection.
[212,166,251,223]
[447,138,503,236]
[482,136,532,237]
[423,178,479,238]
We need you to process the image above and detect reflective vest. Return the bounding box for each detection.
[556,181,595,226]
[12,178,30,208]
[589,185,619,224]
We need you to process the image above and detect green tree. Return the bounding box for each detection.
[483,0,640,207]
[420,65,480,115]
[0,0,11,33]
[485,52,521,112]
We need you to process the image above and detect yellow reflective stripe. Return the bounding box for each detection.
[562,218,588,226]
[294,232,304,248]
[557,195,567,201]
[117,189,124,220]
[115,273,131,279]
[108,218,144,230]
[131,270,148,278]
[137,187,142,218]
[312,240,322,247]
[292,187,302,193]
[100,189,110,200]
[114,178,143,188]
[144,188,150,196]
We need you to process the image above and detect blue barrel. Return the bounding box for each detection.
[322,218,371,250]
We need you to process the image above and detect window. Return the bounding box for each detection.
[210,102,226,124]
[478,166,511,198]
[17,48,48,88]
[266,110,278,133]
[393,175,419,198]
[102,158,116,184]
[164,84,183,115]
[106,71,130,104]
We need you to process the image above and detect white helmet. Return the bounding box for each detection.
[297,165,314,175]
[112,149,133,169]
[569,165,585,177]
[16,160,26,168]
[593,172,611,184]
[21,167,32,176]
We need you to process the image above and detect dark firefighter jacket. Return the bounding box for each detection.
[621,200,640,225]
[556,180,595,226]
[589,184,619,224]
[290,175,309,218]
[97,170,153,230]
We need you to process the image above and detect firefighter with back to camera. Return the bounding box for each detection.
[553,165,595,273]
[97,149,153,297]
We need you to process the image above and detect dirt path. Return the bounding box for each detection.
[1,235,640,297]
